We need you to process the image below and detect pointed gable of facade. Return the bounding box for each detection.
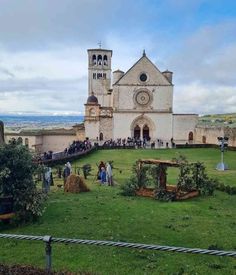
[114,54,172,86]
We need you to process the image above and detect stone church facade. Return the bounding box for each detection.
[4,48,202,153]
[81,48,198,144]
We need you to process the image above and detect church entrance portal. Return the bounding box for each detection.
[131,115,155,140]
[143,125,149,140]
[134,125,141,139]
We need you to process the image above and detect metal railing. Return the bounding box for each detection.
[0,233,235,272]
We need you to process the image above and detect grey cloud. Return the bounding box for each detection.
[0,67,15,78]
[174,85,236,114]
[0,88,87,114]
[166,21,236,86]
[0,0,150,50]
[0,77,86,93]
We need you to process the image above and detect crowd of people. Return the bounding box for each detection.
[100,137,174,149]
[40,139,93,161]
[38,136,175,164]
[42,159,113,193]
[101,137,151,148]
[63,139,92,156]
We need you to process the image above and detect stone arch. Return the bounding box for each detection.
[103,55,108,65]
[25,138,29,147]
[188,131,193,143]
[97,55,102,65]
[89,108,96,117]
[92,54,97,65]
[143,124,150,140]
[17,137,23,144]
[130,115,155,140]
[134,125,141,139]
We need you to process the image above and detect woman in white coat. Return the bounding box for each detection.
[106,162,113,186]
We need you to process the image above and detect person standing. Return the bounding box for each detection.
[63,163,71,186]
[43,167,52,193]
[106,162,113,186]
[66,162,72,173]
[100,167,107,184]
[97,161,105,180]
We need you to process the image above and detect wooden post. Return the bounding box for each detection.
[159,164,167,190]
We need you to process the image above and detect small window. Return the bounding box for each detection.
[93,73,96,79]
[140,73,147,82]
[103,73,106,79]
[97,73,102,79]
[92,55,97,65]
[99,132,103,141]
[97,55,102,65]
[103,55,108,65]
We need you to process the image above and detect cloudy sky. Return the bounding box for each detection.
[0,0,235,115]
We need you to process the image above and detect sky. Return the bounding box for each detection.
[0,0,235,116]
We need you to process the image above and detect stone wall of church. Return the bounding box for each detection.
[113,112,173,141]
[96,94,111,107]
[173,114,198,143]
[99,117,113,140]
[195,126,236,146]
[117,57,171,87]
[84,120,100,140]
[41,135,76,153]
[224,127,236,146]
[113,85,173,112]
[194,126,222,144]
[5,134,38,150]
[150,113,173,141]
[75,128,85,141]
[5,133,78,153]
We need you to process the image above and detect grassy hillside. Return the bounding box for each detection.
[199,113,236,127]
[0,148,236,274]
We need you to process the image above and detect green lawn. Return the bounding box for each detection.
[0,148,236,274]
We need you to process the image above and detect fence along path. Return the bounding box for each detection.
[0,233,235,272]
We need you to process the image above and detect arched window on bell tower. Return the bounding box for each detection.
[103,55,108,65]
[97,55,102,65]
[92,55,97,65]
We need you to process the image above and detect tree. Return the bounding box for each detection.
[0,143,47,223]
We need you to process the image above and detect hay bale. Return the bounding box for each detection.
[64,174,90,193]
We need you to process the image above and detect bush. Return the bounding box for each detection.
[177,161,217,195]
[120,177,138,196]
[0,143,47,223]
[154,189,176,202]
[120,162,149,196]
[82,164,92,179]
[215,182,236,195]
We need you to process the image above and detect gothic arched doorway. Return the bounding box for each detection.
[188,132,193,143]
[143,125,149,140]
[130,115,155,140]
[134,125,141,139]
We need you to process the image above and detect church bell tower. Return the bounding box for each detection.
[87,48,112,106]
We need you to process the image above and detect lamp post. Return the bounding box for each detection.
[216,136,229,171]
